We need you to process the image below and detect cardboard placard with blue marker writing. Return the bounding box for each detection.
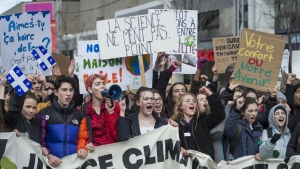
[0,11,51,75]
[232,28,286,91]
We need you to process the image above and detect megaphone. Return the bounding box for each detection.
[101,84,122,108]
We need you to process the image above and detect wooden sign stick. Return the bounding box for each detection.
[138,55,146,87]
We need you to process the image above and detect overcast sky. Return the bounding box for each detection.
[0,0,32,15]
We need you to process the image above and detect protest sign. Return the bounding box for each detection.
[96,12,178,60]
[52,52,70,75]
[24,2,54,19]
[232,28,286,91]
[277,49,289,86]
[0,11,51,75]
[280,71,300,93]
[77,41,153,94]
[213,36,241,73]
[292,50,300,77]
[149,9,198,74]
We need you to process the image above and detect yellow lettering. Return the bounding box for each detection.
[266,45,274,52]
[239,48,245,56]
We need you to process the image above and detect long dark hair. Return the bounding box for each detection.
[232,97,257,119]
[133,87,154,114]
[166,82,188,118]
[152,89,167,118]
[242,89,258,100]
[0,110,9,132]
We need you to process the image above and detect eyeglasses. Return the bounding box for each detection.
[154,97,163,102]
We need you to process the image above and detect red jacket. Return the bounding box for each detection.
[77,99,119,151]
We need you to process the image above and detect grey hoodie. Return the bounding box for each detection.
[259,105,291,159]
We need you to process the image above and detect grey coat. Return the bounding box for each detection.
[259,105,291,159]
[210,103,231,163]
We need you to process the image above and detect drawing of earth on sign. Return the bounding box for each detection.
[125,54,150,76]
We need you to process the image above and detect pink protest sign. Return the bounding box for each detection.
[24,2,54,19]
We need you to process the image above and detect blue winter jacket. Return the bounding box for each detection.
[225,108,263,159]
[39,98,83,158]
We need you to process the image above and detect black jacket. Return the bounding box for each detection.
[176,94,225,160]
[286,121,300,158]
[152,70,172,95]
[72,75,83,108]
[4,94,42,143]
[118,112,168,142]
[284,84,300,133]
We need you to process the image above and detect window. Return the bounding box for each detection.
[198,10,219,40]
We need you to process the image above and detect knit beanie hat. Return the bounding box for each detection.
[276,91,287,102]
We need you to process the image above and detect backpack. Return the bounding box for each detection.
[231,124,271,154]
[80,102,93,143]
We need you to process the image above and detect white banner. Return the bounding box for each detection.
[77,40,153,94]
[149,9,198,74]
[278,49,289,86]
[0,132,46,169]
[96,12,178,60]
[1,126,300,169]
[0,11,52,75]
[292,50,300,78]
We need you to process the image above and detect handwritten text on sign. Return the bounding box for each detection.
[232,28,286,91]
[213,36,240,73]
[77,41,153,94]
[0,11,51,75]
[148,9,198,54]
[96,12,178,59]
[148,9,198,74]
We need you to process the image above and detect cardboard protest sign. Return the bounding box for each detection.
[280,71,300,93]
[96,12,178,60]
[213,36,240,73]
[149,9,198,74]
[0,11,51,75]
[277,49,289,86]
[232,28,286,91]
[77,41,153,94]
[52,52,70,75]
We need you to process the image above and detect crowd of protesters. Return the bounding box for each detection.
[1,51,300,167]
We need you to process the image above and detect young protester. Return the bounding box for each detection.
[189,57,208,96]
[283,74,300,133]
[118,87,178,142]
[166,83,188,117]
[76,74,123,158]
[0,70,10,115]
[38,75,83,168]
[258,105,290,159]
[52,59,83,108]
[225,97,263,160]
[286,119,300,160]
[217,86,226,96]
[152,89,167,117]
[256,86,292,130]
[153,52,182,96]
[172,86,225,160]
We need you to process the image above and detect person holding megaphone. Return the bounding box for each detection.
[76,74,126,158]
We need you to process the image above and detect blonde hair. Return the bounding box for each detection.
[171,93,200,121]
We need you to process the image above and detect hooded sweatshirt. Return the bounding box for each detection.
[259,105,291,159]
